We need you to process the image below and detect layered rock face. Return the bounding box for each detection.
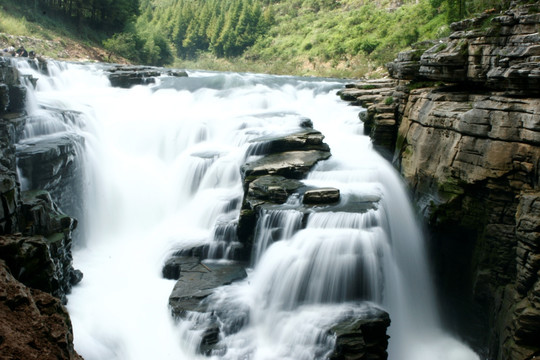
[341,2,540,359]
[0,56,81,359]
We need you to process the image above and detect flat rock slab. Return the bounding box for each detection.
[241,150,331,183]
[248,175,304,204]
[169,258,247,317]
[303,187,340,204]
[250,129,330,154]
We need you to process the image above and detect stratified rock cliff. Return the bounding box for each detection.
[0,57,82,359]
[340,2,540,359]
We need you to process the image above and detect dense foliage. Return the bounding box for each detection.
[1,0,518,75]
[19,0,139,31]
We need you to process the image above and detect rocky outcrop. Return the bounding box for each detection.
[388,4,540,95]
[328,307,390,360]
[337,79,399,159]
[1,57,81,358]
[17,133,85,220]
[237,125,333,259]
[105,64,187,88]
[0,260,82,360]
[342,2,540,358]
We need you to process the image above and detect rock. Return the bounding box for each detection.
[169,258,247,317]
[105,65,187,88]
[303,187,340,204]
[339,3,540,357]
[241,150,331,186]
[327,307,391,360]
[299,117,314,128]
[0,232,81,305]
[387,2,540,95]
[249,128,330,155]
[162,257,183,280]
[0,170,19,234]
[337,79,399,159]
[1,55,81,359]
[248,175,304,204]
[0,260,82,360]
[237,126,333,259]
[17,132,86,225]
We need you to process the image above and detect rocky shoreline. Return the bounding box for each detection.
[339,2,540,358]
[1,57,82,359]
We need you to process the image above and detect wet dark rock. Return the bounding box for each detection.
[162,257,183,280]
[328,307,391,360]
[237,127,333,259]
[0,191,81,304]
[299,117,314,128]
[199,323,221,356]
[17,133,85,224]
[1,55,81,359]
[105,65,187,88]
[248,175,304,204]
[241,150,331,186]
[169,259,247,317]
[303,187,340,204]
[249,129,330,155]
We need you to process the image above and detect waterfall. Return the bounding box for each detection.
[15,60,479,360]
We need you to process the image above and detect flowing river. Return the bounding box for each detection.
[15,60,479,360]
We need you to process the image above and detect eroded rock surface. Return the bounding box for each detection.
[0,260,82,360]
[341,2,540,358]
[1,57,81,358]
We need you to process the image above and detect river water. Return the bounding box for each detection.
[15,60,479,360]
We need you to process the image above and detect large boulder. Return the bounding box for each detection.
[247,175,304,205]
[0,260,82,360]
[249,129,330,154]
[241,150,331,186]
[303,187,340,204]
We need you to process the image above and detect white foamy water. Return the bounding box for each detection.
[15,59,479,360]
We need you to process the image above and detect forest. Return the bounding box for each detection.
[2,0,515,76]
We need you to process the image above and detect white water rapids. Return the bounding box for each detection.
[15,60,479,360]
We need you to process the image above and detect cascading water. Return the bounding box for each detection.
[15,59,480,360]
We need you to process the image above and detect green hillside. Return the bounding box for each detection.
[1,0,513,77]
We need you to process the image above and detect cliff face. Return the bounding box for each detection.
[340,2,540,359]
[0,57,82,359]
